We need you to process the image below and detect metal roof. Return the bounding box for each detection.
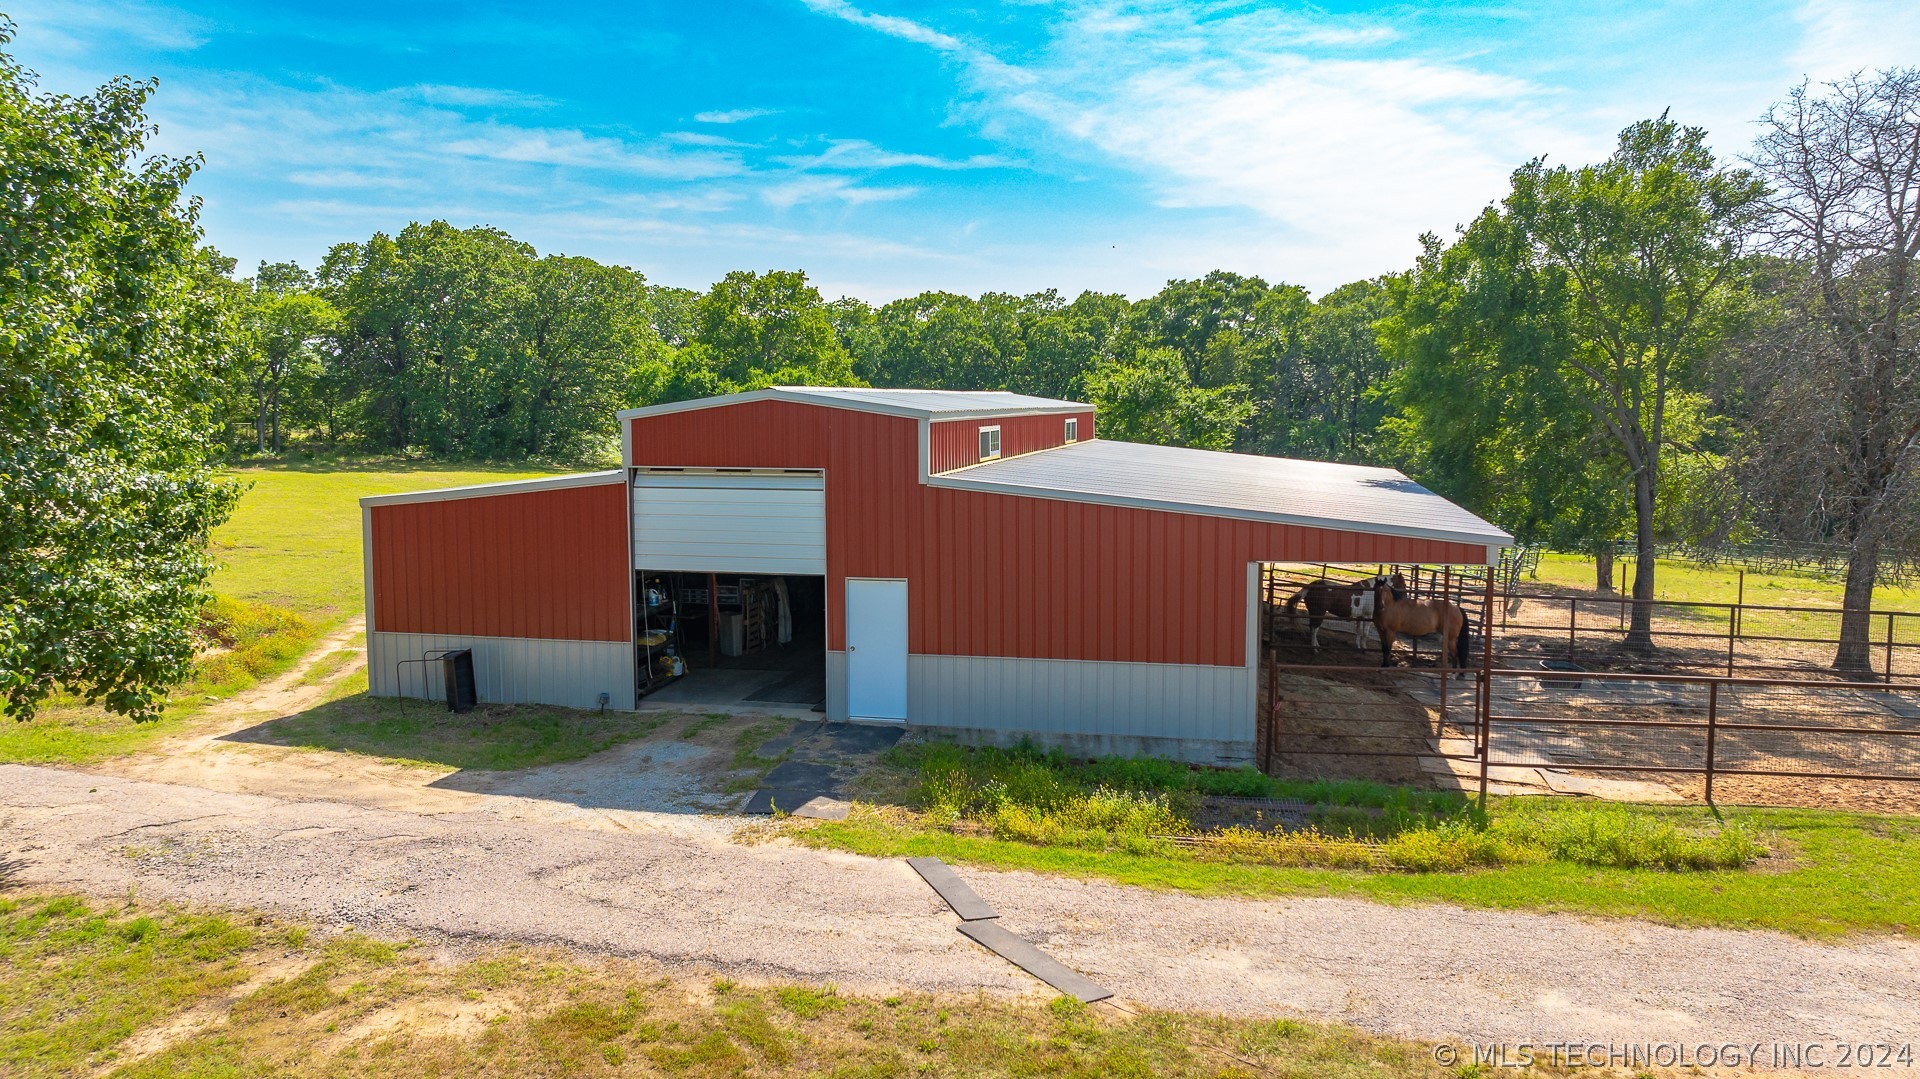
[931,439,1512,549]
[616,386,1088,423]
[359,470,624,508]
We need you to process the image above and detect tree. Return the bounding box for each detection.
[237,261,338,453]
[1299,280,1398,463]
[1386,209,1631,589]
[1507,116,1764,647]
[1745,71,1920,672]
[1083,347,1253,450]
[0,26,241,720]
[506,255,657,459]
[667,270,860,398]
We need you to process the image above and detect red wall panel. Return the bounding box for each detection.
[370,481,629,641]
[929,410,1096,473]
[629,402,1489,668]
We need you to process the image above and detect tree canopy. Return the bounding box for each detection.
[0,28,240,720]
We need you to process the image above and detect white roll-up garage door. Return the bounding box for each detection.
[631,470,826,574]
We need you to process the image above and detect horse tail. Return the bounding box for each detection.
[1284,587,1306,629]
[1457,607,1474,669]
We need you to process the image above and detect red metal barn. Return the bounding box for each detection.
[363,388,1510,764]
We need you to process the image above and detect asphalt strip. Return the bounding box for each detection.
[907,856,1114,1004]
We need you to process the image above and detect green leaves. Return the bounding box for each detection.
[1084,346,1252,451]
[0,23,240,721]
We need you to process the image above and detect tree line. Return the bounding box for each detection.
[6,6,1915,727]
[216,70,1920,670]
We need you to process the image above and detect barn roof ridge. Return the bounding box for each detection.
[616,386,1090,423]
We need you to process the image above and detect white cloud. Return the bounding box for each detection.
[776,138,1016,170]
[800,0,1597,289]
[7,0,210,53]
[154,78,745,185]
[760,174,920,208]
[409,84,558,109]
[1791,0,1920,79]
[694,107,782,123]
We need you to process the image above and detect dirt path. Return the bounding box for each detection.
[4,763,1917,1053]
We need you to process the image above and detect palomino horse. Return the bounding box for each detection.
[1372,574,1472,670]
[1284,574,1392,650]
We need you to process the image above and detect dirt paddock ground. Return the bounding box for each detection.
[1261,596,1920,812]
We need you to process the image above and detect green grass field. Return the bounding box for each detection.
[0,461,565,766]
[1,893,1491,1079]
[1531,552,1920,646]
[212,461,561,627]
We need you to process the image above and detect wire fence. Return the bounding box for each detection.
[1614,539,1920,586]
[1491,590,1920,683]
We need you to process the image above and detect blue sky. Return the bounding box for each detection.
[11,0,1919,300]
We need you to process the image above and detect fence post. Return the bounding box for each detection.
[1887,612,1897,686]
[1568,596,1578,661]
[1735,568,1745,638]
[1478,568,1496,805]
[1264,648,1277,774]
[1704,681,1719,807]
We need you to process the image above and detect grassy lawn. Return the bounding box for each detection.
[244,680,681,772]
[0,460,564,768]
[213,460,561,628]
[0,892,1539,1079]
[792,742,1920,940]
[0,598,321,766]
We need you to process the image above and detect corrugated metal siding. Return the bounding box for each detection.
[907,654,1255,765]
[825,649,1250,763]
[369,481,628,641]
[628,400,1489,667]
[632,472,826,573]
[929,410,1097,473]
[367,631,634,710]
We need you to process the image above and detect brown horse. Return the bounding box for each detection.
[1372,574,1472,669]
[1284,574,1392,650]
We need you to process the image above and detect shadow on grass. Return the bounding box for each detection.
[221,692,824,817]
[223,692,672,772]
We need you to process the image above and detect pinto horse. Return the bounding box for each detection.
[1283,574,1392,650]
[1372,574,1472,670]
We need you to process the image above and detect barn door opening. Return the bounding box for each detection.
[845,578,908,722]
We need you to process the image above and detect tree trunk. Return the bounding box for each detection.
[1594,544,1615,593]
[1626,471,1657,651]
[256,397,268,453]
[1834,534,1880,674]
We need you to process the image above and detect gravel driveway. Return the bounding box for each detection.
[4,762,1917,1051]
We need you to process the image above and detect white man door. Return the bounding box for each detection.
[845,578,908,722]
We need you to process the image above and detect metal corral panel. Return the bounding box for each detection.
[367,477,628,641]
[631,471,825,574]
[629,399,1495,668]
[368,631,634,710]
[929,410,1095,474]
